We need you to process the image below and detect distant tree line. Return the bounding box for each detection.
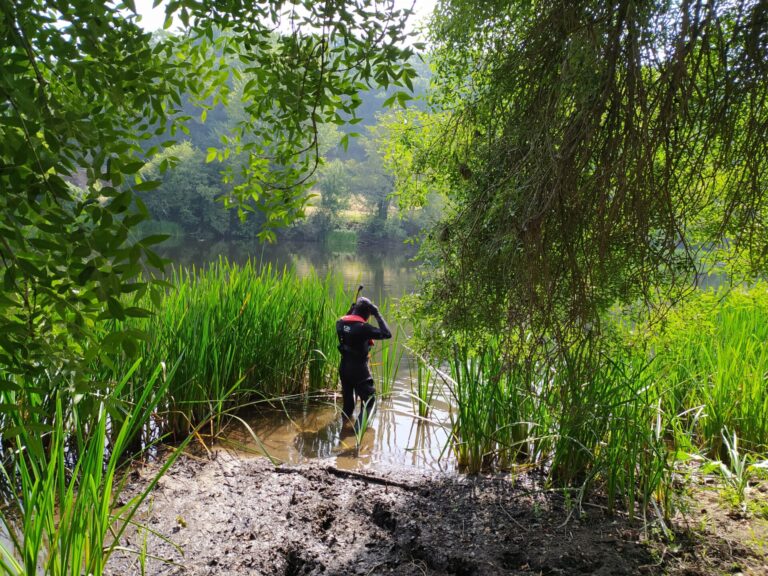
[126,43,434,241]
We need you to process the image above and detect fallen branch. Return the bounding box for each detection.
[274,464,421,491]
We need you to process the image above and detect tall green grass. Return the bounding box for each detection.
[547,346,671,517]
[438,282,768,517]
[408,354,438,418]
[444,341,541,473]
[625,282,768,514]
[99,259,349,436]
[443,337,671,517]
[370,299,405,397]
[639,284,768,457]
[0,359,186,575]
[0,259,359,573]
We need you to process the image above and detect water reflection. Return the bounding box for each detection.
[158,238,419,299]
[223,386,454,473]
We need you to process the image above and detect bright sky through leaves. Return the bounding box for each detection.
[134,0,436,39]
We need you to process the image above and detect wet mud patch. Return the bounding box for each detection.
[107,451,767,575]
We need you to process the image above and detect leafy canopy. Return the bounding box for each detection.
[0,1,416,396]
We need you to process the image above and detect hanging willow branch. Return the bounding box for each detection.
[420,0,768,345]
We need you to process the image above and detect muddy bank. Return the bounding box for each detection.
[107,451,767,575]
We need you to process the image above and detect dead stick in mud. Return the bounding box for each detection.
[274,465,420,491]
[324,466,419,490]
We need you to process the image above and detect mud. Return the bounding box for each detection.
[107,451,768,575]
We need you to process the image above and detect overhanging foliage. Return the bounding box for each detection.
[413,0,768,342]
[0,0,416,401]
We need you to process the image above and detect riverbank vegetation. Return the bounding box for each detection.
[97,260,349,437]
[391,0,768,520]
[1,0,418,572]
[3,0,768,573]
[423,282,768,519]
[131,58,437,244]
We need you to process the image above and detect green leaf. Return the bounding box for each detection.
[4,423,53,436]
[121,336,139,357]
[133,179,162,192]
[107,297,126,320]
[0,379,20,392]
[4,267,16,291]
[77,265,97,285]
[206,148,217,162]
[124,306,153,318]
[150,286,164,309]
[145,248,167,269]
[140,234,170,247]
[122,161,145,174]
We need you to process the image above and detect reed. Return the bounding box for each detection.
[445,341,537,473]
[551,348,671,518]
[370,298,405,397]
[0,359,186,576]
[638,283,768,457]
[408,355,438,418]
[442,335,671,516]
[439,282,768,517]
[97,259,349,436]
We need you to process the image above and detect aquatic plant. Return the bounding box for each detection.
[444,340,538,473]
[370,298,405,397]
[97,259,349,437]
[0,359,187,576]
[408,354,439,418]
[439,282,768,518]
[637,284,768,457]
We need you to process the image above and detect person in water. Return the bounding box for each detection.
[336,296,392,430]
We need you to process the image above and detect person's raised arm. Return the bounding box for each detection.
[370,303,392,339]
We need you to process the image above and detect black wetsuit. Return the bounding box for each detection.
[336,308,391,426]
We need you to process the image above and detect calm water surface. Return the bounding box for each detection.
[160,238,456,472]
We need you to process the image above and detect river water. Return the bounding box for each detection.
[159,238,456,472]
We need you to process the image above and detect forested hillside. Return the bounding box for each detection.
[127,39,433,241]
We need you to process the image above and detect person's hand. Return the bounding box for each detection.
[357,297,379,314]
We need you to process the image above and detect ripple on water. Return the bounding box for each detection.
[223,379,456,473]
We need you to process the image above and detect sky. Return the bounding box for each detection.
[133,0,437,38]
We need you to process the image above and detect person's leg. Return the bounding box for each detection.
[354,378,376,430]
[341,377,356,422]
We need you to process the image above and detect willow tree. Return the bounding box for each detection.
[0,1,416,409]
[410,0,768,345]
